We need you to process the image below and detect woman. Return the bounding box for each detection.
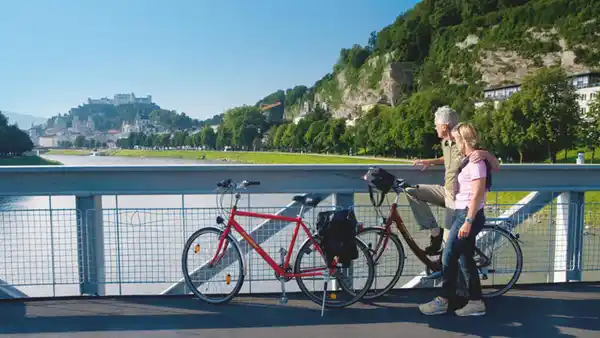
[419,122,488,317]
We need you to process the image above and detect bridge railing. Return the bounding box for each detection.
[0,164,599,299]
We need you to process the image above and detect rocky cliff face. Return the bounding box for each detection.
[474,28,595,88]
[286,19,599,122]
[287,53,415,120]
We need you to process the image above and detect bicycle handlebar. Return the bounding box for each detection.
[216,179,261,190]
[396,179,419,190]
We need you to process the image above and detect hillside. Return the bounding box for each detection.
[1,111,47,129]
[245,0,599,122]
[46,101,202,132]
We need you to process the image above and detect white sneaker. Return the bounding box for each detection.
[455,300,486,316]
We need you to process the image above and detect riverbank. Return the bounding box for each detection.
[0,155,62,166]
[47,149,411,164]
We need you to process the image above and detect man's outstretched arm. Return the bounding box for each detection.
[413,157,444,170]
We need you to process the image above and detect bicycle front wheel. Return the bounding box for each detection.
[356,227,406,299]
[294,237,375,308]
[476,225,523,298]
[182,227,245,304]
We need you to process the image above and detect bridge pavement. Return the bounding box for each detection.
[0,283,598,338]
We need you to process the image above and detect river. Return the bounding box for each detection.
[1,154,344,298]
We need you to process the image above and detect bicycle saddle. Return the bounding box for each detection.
[292,195,322,207]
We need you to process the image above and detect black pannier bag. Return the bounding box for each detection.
[315,208,359,268]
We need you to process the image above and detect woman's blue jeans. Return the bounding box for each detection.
[441,208,485,301]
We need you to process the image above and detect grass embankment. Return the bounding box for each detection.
[46,148,600,205]
[529,148,600,163]
[45,149,91,156]
[0,156,62,166]
[108,149,411,164]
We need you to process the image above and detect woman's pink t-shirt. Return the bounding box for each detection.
[454,160,488,211]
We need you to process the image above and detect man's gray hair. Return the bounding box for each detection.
[434,105,459,128]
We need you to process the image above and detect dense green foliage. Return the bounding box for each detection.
[0,111,34,156]
[114,67,599,163]
[473,67,583,162]
[0,155,61,166]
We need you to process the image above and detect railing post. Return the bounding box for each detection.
[553,192,584,282]
[76,195,105,296]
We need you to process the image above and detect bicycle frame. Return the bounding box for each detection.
[209,205,334,278]
[374,192,442,272]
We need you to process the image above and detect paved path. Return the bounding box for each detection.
[0,283,599,337]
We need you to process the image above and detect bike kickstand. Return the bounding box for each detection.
[279,247,288,305]
[321,269,330,317]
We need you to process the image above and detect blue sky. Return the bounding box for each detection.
[0,0,418,120]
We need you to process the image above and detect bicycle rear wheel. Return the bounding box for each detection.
[476,225,523,298]
[182,227,245,304]
[294,237,375,308]
[356,227,406,299]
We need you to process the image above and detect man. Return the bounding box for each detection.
[406,106,499,255]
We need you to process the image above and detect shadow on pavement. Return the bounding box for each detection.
[0,283,598,337]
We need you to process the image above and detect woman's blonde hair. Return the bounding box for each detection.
[451,122,481,150]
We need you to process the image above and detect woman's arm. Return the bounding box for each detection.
[467,178,486,221]
[459,162,488,239]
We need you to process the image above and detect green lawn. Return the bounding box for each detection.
[541,148,600,163]
[105,149,411,164]
[45,149,91,156]
[45,148,600,205]
[0,156,62,166]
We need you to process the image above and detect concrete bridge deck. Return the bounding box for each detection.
[0,283,599,338]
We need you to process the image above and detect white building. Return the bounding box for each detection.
[39,134,71,147]
[28,128,39,146]
[71,115,95,134]
[39,136,57,148]
[475,72,600,114]
[87,93,153,106]
[120,113,154,135]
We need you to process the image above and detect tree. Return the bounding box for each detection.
[281,124,298,150]
[304,120,326,152]
[519,67,581,163]
[367,31,378,52]
[0,111,34,156]
[494,95,538,163]
[200,127,217,149]
[582,94,600,162]
[73,136,86,148]
[218,105,266,150]
[273,124,288,150]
